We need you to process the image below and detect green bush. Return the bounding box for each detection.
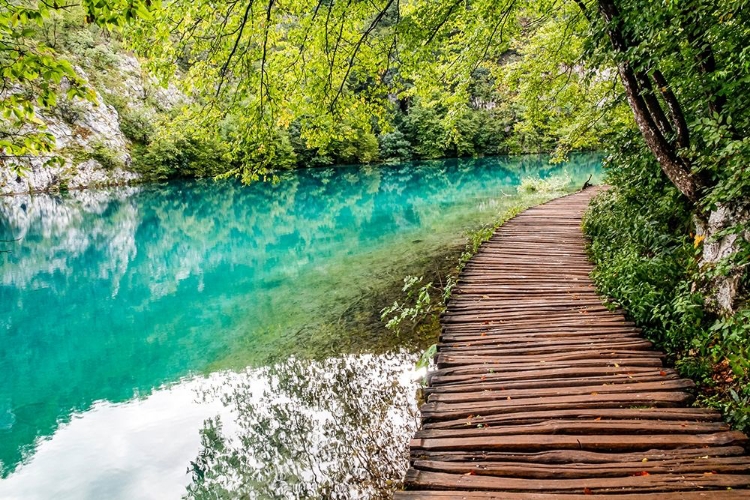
[378,129,412,162]
[402,104,447,159]
[583,133,750,432]
[91,141,125,170]
[132,130,228,180]
[118,107,154,145]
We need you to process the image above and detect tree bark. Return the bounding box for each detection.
[635,71,673,139]
[652,70,690,149]
[595,0,745,315]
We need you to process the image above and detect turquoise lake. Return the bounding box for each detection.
[0,154,602,499]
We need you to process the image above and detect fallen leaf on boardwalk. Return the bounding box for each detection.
[482,295,490,299]
[632,471,650,476]
[659,370,667,376]
[591,392,598,395]
[595,417,602,421]
[583,487,593,495]
[465,470,477,475]
[507,396,511,400]
[642,458,648,463]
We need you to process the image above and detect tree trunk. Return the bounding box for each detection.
[596,0,703,204]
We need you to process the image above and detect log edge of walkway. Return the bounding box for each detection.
[395,188,750,499]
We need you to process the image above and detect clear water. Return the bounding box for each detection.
[0,154,602,499]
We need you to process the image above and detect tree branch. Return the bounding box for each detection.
[329,0,395,112]
[259,0,274,118]
[572,0,591,22]
[635,70,673,139]
[216,0,255,98]
[652,69,689,149]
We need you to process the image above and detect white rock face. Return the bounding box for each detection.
[0,54,183,195]
[696,202,750,314]
[114,54,185,111]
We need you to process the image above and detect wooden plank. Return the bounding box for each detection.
[415,419,728,439]
[424,373,681,393]
[403,469,750,493]
[410,446,747,463]
[422,408,723,430]
[395,490,750,499]
[426,380,695,403]
[410,431,748,452]
[412,456,750,478]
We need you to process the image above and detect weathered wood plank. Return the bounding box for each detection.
[395,490,749,499]
[410,446,747,463]
[410,431,748,452]
[403,469,750,492]
[412,456,750,478]
[415,419,728,439]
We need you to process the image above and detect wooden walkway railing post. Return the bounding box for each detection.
[396,189,750,499]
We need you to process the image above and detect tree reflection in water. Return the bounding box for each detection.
[185,351,420,499]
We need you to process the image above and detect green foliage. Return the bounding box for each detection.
[401,104,448,159]
[380,276,435,335]
[517,172,572,194]
[118,107,154,144]
[91,140,125,170]
[119,0,614,178]
[0,1,153,161]
[378,129,412,163]
[583,133,750,432]
[132,129,229,180]
[415,344,437,371]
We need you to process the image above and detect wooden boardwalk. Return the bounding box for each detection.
[396,189,750,499]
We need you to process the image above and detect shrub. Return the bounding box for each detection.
[583,133,750,432]
[378,129,412,162]
[131,129,229,180]
[91,141,125,170]
[118,107,154,144]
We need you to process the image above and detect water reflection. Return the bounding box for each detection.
[0,353,420,500]
[0,154,602,491]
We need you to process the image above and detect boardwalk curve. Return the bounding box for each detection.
[397,189,750,499]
